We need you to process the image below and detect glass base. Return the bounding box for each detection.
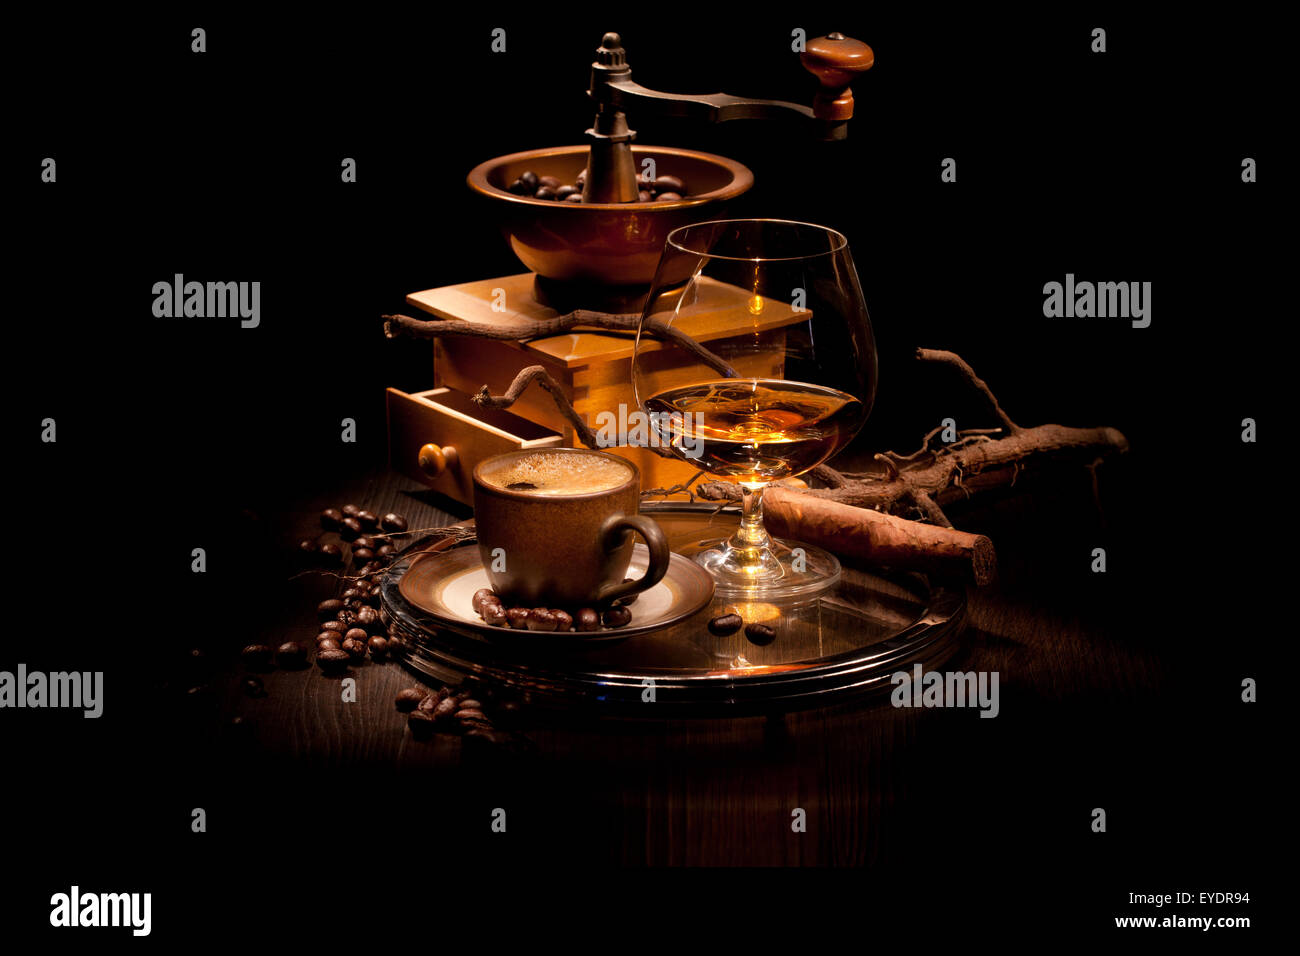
[679,535,841,601]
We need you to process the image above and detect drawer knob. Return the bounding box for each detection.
[418,443,458,477]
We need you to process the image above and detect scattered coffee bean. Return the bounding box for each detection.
[352,535,377,551]
[241,644,273,668]
[408,709,437,738]
[316,648,350,673]
[519,171,539,190]
[320,620,348,634]
[317,637,341,652]
[298,538,318,558]
[242,676,265,697]
[456,708,487,723]
[318,542,344,564]
[353,547,375,564]
[276,641,307,668]
[368,635,389,657]
[507,178,530,195]
[341,637,368,660]
[458,699,483,711]
[416,693,439,714]
[472,588,496,613]
[336,609,359,628]
[433,696,458,720]
[534,186,557,200]
[506,608,530,630]
[386,635,405,655]
[552,609,573,632]
[356,510,379,531]
[341,504,361,518]
[376,544,396,560]
[601,606,632,628]
[321,508,344,530]
[556,185,578,199]
[575,608,600,632]
[745,623,776,645]
[482,603,509,627]
[526,608,558,632]
[708,613,743,636]
[360,561,383,575]
[340,516,363,539]
[356,606,381,631]
[342,627,368,644]
[395,688,425,711]
[317,599,345,621]
[341,588,363,603]
[380,512,408,533]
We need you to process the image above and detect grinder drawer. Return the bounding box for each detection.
[386,387,563,505]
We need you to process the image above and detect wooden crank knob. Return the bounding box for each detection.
[800,33,874,122]
[418,443,458,478]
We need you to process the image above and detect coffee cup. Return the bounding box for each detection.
[472,448,670,607]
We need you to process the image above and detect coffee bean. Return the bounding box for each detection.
[341,637,368,660]
[507,178,530,196]
[380,512,408,533]
[316,648,350,673]
[352,535,377,551]
[538,175,561,189]
[386,635,405,655]
[340,517,363,540]
[353,547,376,564]
[456,708,488,723]
[458,699,483,711]
[482,603,508,627]
[575,608,600,632]
[360,561,383,575]
[708,613,743,636]
[354,510,376,530]
[652,174,685,194]
[519,171,539,190]
[341,588,363,602]
[314,630,338,644]
[433,696,458,720]
[356,606,380,631]
[654,191,683,202]
[321,508,344,530]
[368,635,389,657]
[298,538,318,558]
[601,606,632,628]
[341,504,361,517]
[395,688,425,711]
[745,623,776,645]
[317,599,345,621]
[556,185,578,199]
[534,187,557,200]
[408,709,437,738]
[340,627,366,643]
[320,620,348,634]
[638,190,652,202]
[417,693,439,715]
[336,609,359,628]
[376,544,396,560]
[276,641,307,668]
[565,193,583,202]
[241,644,273,669]
[242,676,266,697]
[317,637,341,652]
[318,542,344,564]
[472,588,496,613]
[506,608,530,630]
[552,609,573,632]
[526,608,558,631]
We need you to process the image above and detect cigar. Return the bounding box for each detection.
[761,486,996,586]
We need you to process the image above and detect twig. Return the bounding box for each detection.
[916,347,1021,434]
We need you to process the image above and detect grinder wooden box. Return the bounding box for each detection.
[387,272,800,505]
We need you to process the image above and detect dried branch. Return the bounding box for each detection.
[916,347,1020,434]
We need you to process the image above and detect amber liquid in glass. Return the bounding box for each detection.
[644,378,864,483]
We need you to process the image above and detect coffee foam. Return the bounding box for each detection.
[481,452,632,496]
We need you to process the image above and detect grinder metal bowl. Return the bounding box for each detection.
[467,144,753,309]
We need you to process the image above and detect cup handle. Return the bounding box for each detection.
[595,514,670,605]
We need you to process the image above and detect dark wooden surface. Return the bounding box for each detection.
[177,461,1221,876]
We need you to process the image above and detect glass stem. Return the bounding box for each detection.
[729,483,772,561]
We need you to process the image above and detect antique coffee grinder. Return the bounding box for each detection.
[387,29,874,503]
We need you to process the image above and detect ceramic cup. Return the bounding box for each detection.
[472,447,670,607]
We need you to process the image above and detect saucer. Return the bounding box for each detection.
[397,542,716,642]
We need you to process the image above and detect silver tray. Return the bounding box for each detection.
[379,502,966,716]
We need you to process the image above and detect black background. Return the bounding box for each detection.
[7,5,1282,943]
